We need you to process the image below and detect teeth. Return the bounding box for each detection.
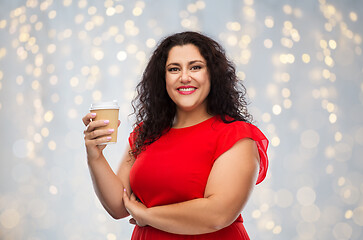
[178,88,195,91]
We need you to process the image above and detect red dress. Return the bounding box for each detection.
[129,116,269,239]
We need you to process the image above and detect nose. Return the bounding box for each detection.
[180,70,191,83]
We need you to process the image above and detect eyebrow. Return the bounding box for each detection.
[166,60,206,68]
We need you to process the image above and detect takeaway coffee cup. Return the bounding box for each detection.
[89,100,120,144]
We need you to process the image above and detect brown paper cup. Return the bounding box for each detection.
[90,101,120,145]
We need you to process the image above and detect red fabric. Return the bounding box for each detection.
[129,116,269,239]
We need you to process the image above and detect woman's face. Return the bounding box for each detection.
[165,44,210,114]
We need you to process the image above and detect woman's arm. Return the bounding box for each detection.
[83,112,132,219]
[123,138,259,234]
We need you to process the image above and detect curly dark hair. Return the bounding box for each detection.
[130,31,253,157]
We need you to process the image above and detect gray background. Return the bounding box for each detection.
[0,0,362,239]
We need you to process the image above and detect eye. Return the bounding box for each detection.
[168,67,180,72]
[191,65,202,71]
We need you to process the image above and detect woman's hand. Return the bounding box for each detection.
[123,189,148,227]
[82,112,120,161]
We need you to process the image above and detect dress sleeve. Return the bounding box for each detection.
[213,121,269,185]
[128,130,136,148]
[128,122,143,149]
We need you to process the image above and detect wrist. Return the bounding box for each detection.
[141,206,151,226]
[87,153,105,165]
[132,201,150,227]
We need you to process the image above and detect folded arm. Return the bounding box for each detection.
[123,138,259,235]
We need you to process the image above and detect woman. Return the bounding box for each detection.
[82,31,268,239]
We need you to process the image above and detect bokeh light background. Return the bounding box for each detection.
[1,0,363,239]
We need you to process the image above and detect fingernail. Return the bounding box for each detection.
[106,136,112,140]
[91,113,96,117]
[108,129,114,133]
[123,188,126,192]
[104,120,109,124]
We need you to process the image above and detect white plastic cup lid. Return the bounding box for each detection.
[90,100,120,110]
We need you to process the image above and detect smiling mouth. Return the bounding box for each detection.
[178,87,196,92]
[177,87,197,95]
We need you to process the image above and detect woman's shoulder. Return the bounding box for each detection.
[212,115,252,130]
[212,115,267,142]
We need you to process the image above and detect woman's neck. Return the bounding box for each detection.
[173,107,213,129]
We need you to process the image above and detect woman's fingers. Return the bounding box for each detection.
[83,119,113,148]
[84,129,113,147]
[129,218,137,225]
[123,189,130,211]
[123,189,147,227]
[83,113,120,142]
[85,119,110,133]
[130,193,137,201]
[82,112,96,126]
[85,135,112,147]
[85,127,113,140]
[123,188,129,199]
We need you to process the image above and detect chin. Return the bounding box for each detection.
[177,103,205,112]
